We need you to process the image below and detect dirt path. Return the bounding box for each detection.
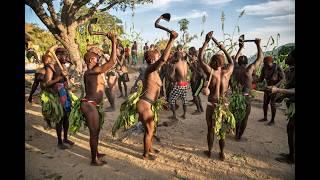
[25,72,294,180]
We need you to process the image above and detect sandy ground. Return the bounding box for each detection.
[25,71,294,180]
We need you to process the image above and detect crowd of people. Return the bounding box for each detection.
[27,22,295,166]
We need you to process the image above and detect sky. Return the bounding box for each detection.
[25,0,295,56]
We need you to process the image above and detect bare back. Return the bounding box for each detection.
[173,60,188,82]
[208,68,232,102]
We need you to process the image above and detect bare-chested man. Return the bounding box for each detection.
[44,48,75,149]
[199,31,234,161]
[28,54,53,129]
[231,38,263,140]
[80,32,117,166]
[188,47,206,114]
[268,49,295,164]
[257,56,285,125]
[168,50,189,120]
[136,30,178,160]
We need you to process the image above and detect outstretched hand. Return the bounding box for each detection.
[106,32,117,42]
[239,41,244,48]
[205,31,213,42]
[218,43,225,50]
[255,38,261,46]
[266,86,278,93]
[170,31,178,39]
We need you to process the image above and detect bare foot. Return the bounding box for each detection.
[267,121,275,126]
[149,148,160,154]
[203,150,211,158]
[275,156,294,164]
[169,116,179,121]
[192,111,201,115]
[219,152,225,161]
[44,125,52,130]
[57,143,68,150]
[258,118,267,122]
[180,115,186,119]
[63,139,75,145]
[97,153,106,159]
[235,136,248,142]
[142,154,157,160]
[91,159,107,166]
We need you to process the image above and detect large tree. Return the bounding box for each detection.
[25,0,152,73]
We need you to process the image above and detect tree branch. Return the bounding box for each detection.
[25,0,60,34]
[43,0,64,29]
[61,0,73,25]
[76,0,125,25]
[70,0,92,16]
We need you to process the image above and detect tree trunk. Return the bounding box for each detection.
[65,40,82,73]
[60,26,83,73]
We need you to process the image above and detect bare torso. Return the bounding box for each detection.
[262,64,283,86]
[84,70,105,104]
[142,70,162,101]
[46,63,67,93]
[208,68,232,102]
[173,60,188,82]
[232,65,253,91]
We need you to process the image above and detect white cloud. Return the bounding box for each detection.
[240,25,295,56]
[200,0,233,5]
[150,0,184,8]
[171,10,208,21]
[238,0,294,16]
[264,14,294,22]
[121,0,183,15]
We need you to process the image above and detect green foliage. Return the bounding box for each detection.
[75,7,124,56]
[41,90,64,124]
[213,97,236,140]
[177,18,197,49]
[25,23,57,55]
[285,102,295,120]
[229,78,247,123]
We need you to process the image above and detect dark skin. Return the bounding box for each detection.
[105,45,123,111]
[258,57,285,125]
[80,32,117,166]
[169,51,189,120]
[115,44,128,98]
[267,51,295,164]
[198,31,234,161]
[232,38,263,140]
[43,47,74,150]
[28,56,53,129]
[137,30,178,160]
[188,50,205,114]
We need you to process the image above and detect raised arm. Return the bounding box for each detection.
[234,42,244,65]
[146,31,178,73]
[90,33,117,74]
[247,38,264,74]
[198,31,213,75]
[215,40,233,75]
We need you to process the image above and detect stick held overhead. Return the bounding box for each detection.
[155,13,172,33]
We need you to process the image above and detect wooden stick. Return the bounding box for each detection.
[48,50,71,85]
